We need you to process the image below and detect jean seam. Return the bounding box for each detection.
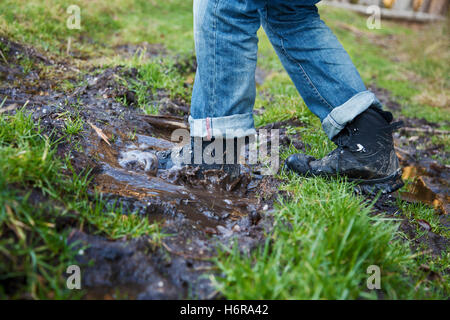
[212,0,220,118]
[329,113,343,129]
[329,90,374,128]
[262,8,334,111]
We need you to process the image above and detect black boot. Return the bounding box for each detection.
[190,137,241,179]
[158,137,241,180]
[285,107,404,194]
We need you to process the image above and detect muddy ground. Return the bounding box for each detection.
[1,38,448,299]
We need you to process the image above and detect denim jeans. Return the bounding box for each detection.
[189,0,382,140]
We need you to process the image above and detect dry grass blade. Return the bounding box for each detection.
[0,103,18,114]
[5,204,29,241]
[0,48,8,64]
[87,121,111,146]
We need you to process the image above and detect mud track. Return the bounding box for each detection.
[1,37,284,299]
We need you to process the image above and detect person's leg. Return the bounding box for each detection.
[259,1,381,140]
[260,1,403,193]
[167,0,265,177]
[190,0,263,139]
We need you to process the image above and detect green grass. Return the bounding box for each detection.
[213,176,447,299]
[0,0,194,57]
[117,55,191,113]
[64,116,84,135]
[0,107,163,299]
[83,197,165,241]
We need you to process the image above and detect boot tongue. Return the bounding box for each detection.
[334,108,387,141]
[331,107,398,151]
[373,107,393,123]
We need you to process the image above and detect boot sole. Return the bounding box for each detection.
[284,164,404,194]
[348,169,404,195]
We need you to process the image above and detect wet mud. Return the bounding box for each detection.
[393,116,449,215]
[370,87,450,260]
[369,85,449,216]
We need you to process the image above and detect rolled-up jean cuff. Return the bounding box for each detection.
[188,113,256,138]
[322,90,382,140]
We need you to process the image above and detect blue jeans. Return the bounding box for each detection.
[189,0,382,140]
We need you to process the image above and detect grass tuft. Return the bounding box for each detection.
[0,109,163,299]
[213,176,446,299]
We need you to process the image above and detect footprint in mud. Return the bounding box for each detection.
[118,150,159,175]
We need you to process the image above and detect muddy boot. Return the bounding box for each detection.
[190,137,241,180]
[285,107,404,194]
[158,137,241,180]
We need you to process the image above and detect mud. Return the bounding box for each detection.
[67,85,274,298]
[393,117,450,215]
[369,88,450,260]
[369,84,449,215]
[260,118,306,151]
[400,164,449,214]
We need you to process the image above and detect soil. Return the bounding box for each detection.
[1,37,448,299]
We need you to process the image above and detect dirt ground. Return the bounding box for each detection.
[1,37,448,299]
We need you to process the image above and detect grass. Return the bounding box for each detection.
[118,55,191,114]
[0,0,194,58]
[213,176,447,299]
[64,116,84,135]
[0,107,163,299]
[0,0,448,299]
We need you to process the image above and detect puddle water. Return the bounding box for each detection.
[135,133,176,150]
[80,127,262,298]
[118,150,159,174]
[89,128,256,229]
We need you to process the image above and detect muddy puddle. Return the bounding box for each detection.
[66,89,271,299]
[90,128,258,228]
